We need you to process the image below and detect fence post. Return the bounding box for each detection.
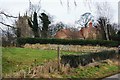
[57,46,60,71]
[118,45,120,61]
[118,45,120,54]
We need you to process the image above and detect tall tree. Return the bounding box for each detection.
[40,13,51,38]
[28,12,39,37]
[97,17,108,40]
[95,2,113,40]
[0,10,18,46]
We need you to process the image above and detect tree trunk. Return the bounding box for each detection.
[105,24,109,40]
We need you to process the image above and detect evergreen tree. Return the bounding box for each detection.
[40,13,51,38]
[28,12,39,37]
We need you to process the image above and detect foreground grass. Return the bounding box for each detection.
[64,62,120,78]
[2,47,81,76]
[3,47,56,75]
[2,47,120,78]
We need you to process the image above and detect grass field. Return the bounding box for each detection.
[2,47,120,78]
[2,47,81,76]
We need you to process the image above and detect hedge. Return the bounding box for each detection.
[61,50,118,67]
[17,38,119,47]
[111,34,120,41]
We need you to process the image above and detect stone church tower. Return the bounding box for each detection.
[15,13,33,38]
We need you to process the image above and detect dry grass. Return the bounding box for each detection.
[4,59,120,78]
[24,44,117,53]
[5,59,71,78]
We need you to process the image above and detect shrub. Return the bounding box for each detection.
[111,34,120,41]
[17,38,119,47]
[61,50,118,67]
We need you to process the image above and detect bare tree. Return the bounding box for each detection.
[0,10,18,46]
[59,0,77,6]
[28,0,41,15]
[95,2,113,40]
[0,10,17,29]
[49,22,64,37]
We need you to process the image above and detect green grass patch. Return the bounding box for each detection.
[64,63,120,78]
[3,47,119,78]
[2,47,57,75]
[2,47,82,76]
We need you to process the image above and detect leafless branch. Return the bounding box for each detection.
[67,0,70,13]
[0,27,7,33]
[0,12,18,18]
[0,21,16,29]
[37,0,42,12]
[74,0,77,6]
[29,0,41,14]
[60,0,63,6]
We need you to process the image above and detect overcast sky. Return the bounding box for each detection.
[0,0,119,25]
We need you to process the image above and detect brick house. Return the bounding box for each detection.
[54,29,72,39]
[54,21,102,39]
[54,29,84,39]
[80,21,102,39]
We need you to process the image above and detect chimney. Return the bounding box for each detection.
[88,21,92,33]
[89,21,92,28]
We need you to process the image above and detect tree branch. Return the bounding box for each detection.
[74,0,77,6]
[0,12,18,18]
[0,21,16,29]
[60,0,63,6]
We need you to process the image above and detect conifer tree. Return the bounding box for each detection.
[28,12,39,37]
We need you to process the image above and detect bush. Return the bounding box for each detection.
[61,50,118,67]
[111,34,120,41]
[17,38,119,47]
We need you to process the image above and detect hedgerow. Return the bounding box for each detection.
[17,38,119,47]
